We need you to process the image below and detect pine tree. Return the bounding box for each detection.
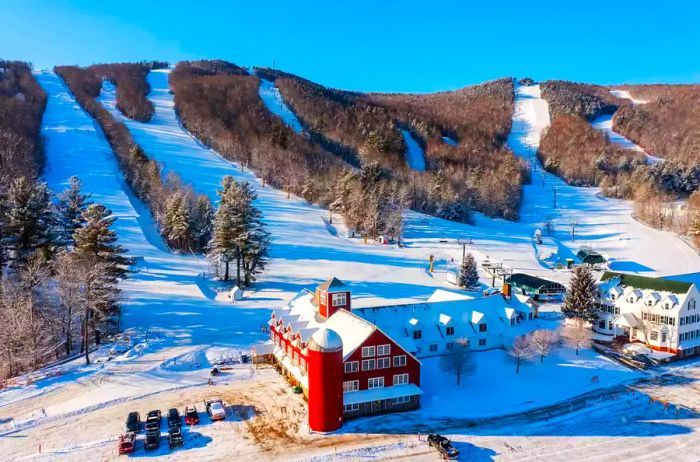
[459,252,479,289]
[2,177,54,264]
[562,265,598,321]
[163,192,192,250]
[73,204,129,279]
[56,176,91,247]
[209,177,242,282]
[192,195,214,252]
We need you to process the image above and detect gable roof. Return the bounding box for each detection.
[601,271,693,294]
[317,277,345,292]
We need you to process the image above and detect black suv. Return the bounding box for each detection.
[145,410,161,432]
[167,408,182,429]
[125,411,140,433]
[144,430,161,450]
[168,427,184,449]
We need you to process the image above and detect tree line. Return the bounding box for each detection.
[55,65,213,253]
[0,176,126,379]
[261,69,524,221]
[90,61,168,122]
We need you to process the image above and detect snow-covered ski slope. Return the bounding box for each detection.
[506,82,699,276]
[37,71,269,347]
[256,76,305,134]
[591,91,663,164]
[99,69,445,308]
[401,128,426,171]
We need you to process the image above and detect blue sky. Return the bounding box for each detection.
[2,0,699,92]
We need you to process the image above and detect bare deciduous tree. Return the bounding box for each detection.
[528,329,559,363]
[439,338,475,385]
[561,319,592,355]
[508,335,534,373]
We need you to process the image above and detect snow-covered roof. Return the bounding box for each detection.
[427,289,473,303]
[317,277,346,292]
[343,383,423,405]
[308,328,343,352]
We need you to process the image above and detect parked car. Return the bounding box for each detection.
[118,432,136,455]
[427,434,459,460]
[204,398,226,421]
[184,405,200,425]
[167,408,182,429]
[168,427,184,449]
[144,430,161,451]
[145,411,161,432]
[125,411,140,433]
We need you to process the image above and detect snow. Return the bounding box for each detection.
[343,383,423,405]
[11,70,699,461]
[610,89,649,105]
[591,113,663,165]
[401,128,426,171]
[257,75,305,134]
[442,135,458,146]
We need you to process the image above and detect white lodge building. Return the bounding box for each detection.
[594,271,700,358]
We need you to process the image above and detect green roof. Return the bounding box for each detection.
[507,273,566,290]
[600,271,693,294]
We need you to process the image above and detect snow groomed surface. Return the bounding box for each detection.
[38,71,268,347]
[401,128,426,171]
[257,76,305,134]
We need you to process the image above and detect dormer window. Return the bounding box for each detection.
[446,326,455,336]
[665,303,671,310]
[479,323,488,332]
[413,330,422,340]
[611,294,617,301]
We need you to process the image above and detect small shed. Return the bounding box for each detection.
[506,273,566,297]
[577,247,606,266]
[230,286,244,302]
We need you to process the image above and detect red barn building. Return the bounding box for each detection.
[263,278,422,432]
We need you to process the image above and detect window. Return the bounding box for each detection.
[510,318,516,326]
[368,377,384,389]
[377,357,391,369]
[393,373,409,385]
[393,355,407,367]
[598,320,606,329]
[343,380,359,392]
[377,344,391,356]
[446,342,454,350]
[300,358,307,372]
[608,321,613,330]
[344,361,359,373]
[478,338,487,346]
[361,359,375,371]
[479,323,487,332]
[391,396,411,404]
[662,332,667,343]
[650,331,659,341]
[446,326,455,336]
[344,403,359,412]
[429,344,438,352]
[361,346,376,358]
[413,330,422,340]
[332,292,347,306]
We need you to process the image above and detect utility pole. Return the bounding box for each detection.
[569,218,579,242]
[457,239,468,262]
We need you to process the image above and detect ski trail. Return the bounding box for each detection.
[401,128,426,171]
[36,71,269,347]
[591,91,663,164]
[256,76,305,134]
[98,69,445,306]
[505,81,699,276]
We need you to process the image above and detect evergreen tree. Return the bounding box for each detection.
[192,195,214,252]
[56,176,91,247]
[562,265,598,321]
[209,177,270,287]
[459,252,480,289]
[209,177,242,282]
[163,192,192,250]
[73,204,129,279]
[2,177,54,264]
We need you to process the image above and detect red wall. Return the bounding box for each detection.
[318,289,351,318]
[342,329,420,390]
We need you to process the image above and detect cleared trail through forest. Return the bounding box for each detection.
[37,71,268,347]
